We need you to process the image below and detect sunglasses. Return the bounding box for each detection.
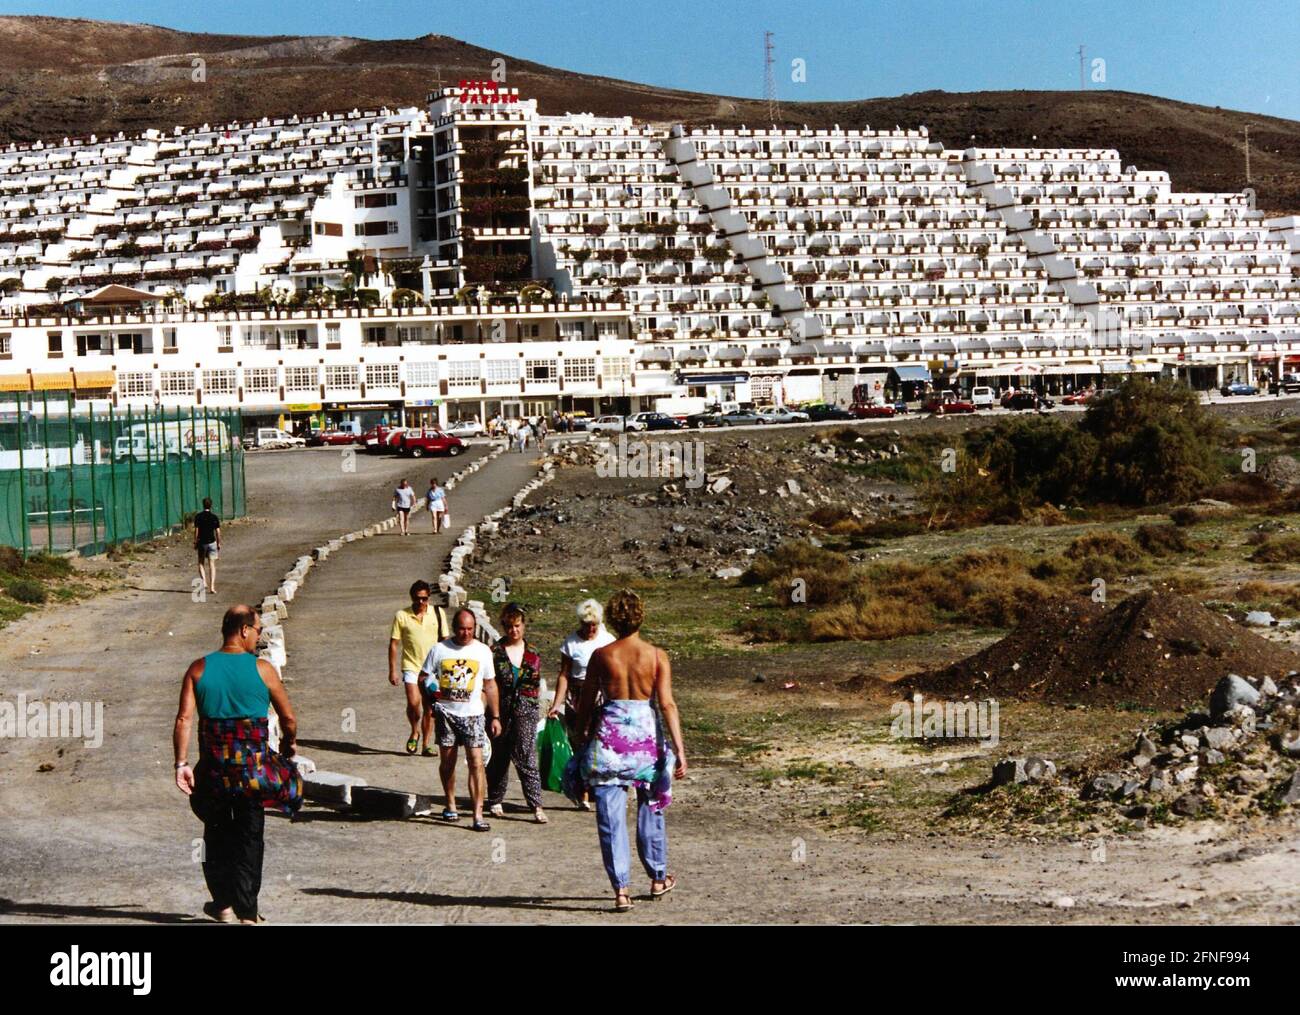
[413,596,430,602]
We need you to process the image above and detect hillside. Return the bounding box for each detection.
[2,15,1298,213]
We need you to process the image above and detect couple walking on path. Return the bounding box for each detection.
[392,477,448,536]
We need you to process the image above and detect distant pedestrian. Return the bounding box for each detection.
[194,497,221,596]
[389,580,449,756]
[174,605,302,924]
[419,608,501,831]
[426,477,447,533]
[486,603,548,823]
[516,420,532,453]
[393,478,415,535]
[566,590,686,912]
[549,598,616,810]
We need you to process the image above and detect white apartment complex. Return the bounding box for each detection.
[1,81,1297,428]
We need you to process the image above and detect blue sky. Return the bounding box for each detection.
[10,0,1300,120]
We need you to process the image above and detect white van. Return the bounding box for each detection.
[971,386,996,410]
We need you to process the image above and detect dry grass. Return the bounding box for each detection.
[1250,536,1300,563]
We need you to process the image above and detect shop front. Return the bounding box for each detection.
[324,400,404,433]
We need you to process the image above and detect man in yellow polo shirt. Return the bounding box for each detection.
[388,580,449,756]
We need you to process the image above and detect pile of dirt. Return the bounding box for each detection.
[906,590,1300,709]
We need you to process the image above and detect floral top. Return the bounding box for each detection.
[563,699,674,812]
[491,639,543,700]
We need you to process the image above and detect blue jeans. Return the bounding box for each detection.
[593,784,667,891]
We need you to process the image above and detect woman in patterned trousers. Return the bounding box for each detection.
[486,603,547,823]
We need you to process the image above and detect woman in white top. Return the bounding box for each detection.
[549,598,617,810]
[426,476,447,533]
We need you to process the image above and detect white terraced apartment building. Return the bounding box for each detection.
[0,81,1297,430]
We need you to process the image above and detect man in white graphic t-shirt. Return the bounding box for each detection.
[419,608,501,831]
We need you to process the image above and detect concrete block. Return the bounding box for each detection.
[350,785,422,819]
[304,771,368,807]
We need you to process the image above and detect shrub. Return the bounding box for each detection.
[1250,537,1300,563]
[1135,523,1192,556]
[807,596,935,641]
[1065,531,1145,563]
[7,579,46,604]
[1077,379,1224,505]
[1169,506,1202,526]
[0,545,22,573]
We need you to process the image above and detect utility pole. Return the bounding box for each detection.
[764,31,781,124]
[1078,45,1086,90]
[1244,123,1256,184]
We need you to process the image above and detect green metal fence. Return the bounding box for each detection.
[0,392,246,556]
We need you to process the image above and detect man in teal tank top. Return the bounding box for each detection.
[174,605,299,924]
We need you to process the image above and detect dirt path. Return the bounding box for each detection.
[1,440,1298,924]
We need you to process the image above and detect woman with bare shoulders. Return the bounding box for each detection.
[566,589,687,913]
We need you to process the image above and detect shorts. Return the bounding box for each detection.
[197,542,218,560]
[402,669,421,686]
[396,506,411,515]
[434,707,487,749]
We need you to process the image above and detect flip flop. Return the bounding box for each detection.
[202,901,236,923]
[421,745,436,757]
[405,735,419,755]
[471,819,491,832]
[651,874,676,899]
[614,891,634,912]
[441,808,460,822]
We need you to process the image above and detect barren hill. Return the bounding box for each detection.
[2,15,1299,213]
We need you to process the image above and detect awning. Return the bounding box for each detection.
[31,372,74,391]
[1100,361,1163,373]
[0,373,31,392]
[73,370,116,389]
[891,365,931,382]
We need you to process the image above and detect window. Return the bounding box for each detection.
[325,323,340,345]
[355,193,398,208]
[558,321,587,340]
[525,359,557,383]
[484,359,519,384]
[563,357,596,384]
[519,323,541,339]
[202,369,236,395]
[365,363,400,388]
[602,355,632,379]
[285,366,318,392]
[446,360,480,387]
[325,365,358,389]
[355,220,399,236]
[118,371,152,398]
[244,367,277,393]
[0,333,9,355]
[406,361,438,388]
[314,221,343,236]
[217,325,232,347]
[160,370,194,396]
[47,332,62,354]
[163,328,178,351]
[397,325,429,344]
[596,321,622,339]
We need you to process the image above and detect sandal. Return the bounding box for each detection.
[202,901,236,924]
[471,819,491,832]
[405,735,420,755]
[534,809,549,824]
[614,891,634,913]
[441,808,460,822]
[489,804,505,817]
[651,874,676,899]
[421,745,436,757]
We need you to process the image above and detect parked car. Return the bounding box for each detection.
[720,409,767,426]
[399,428,465,458]
[244,427,306,450]
[1220,382,1259,397]
[1060,390,1093,405]
[686,410,726,429]
[1004,391,1055,411]
[308,429,358,447]
[627,411,684,431]
[589,415,632,434]
[356,425,407,452]
[851,403,897,419]
[757,407,810,425]
[970,386,996,410]
[1269,374,1300,395]
[924,392,976,415]
[444,419,485,438]
[804,403,855,422]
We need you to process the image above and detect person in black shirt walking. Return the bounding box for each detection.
[194,497,222,596]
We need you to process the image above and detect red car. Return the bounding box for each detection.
[924,393,976,414]
[399,428,465,458]
[309,429,360,446]
[1060,390,1093,406]
[850,403,897,418]
[356,425,407,453]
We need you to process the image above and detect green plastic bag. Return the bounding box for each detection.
[537,717,573,793]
